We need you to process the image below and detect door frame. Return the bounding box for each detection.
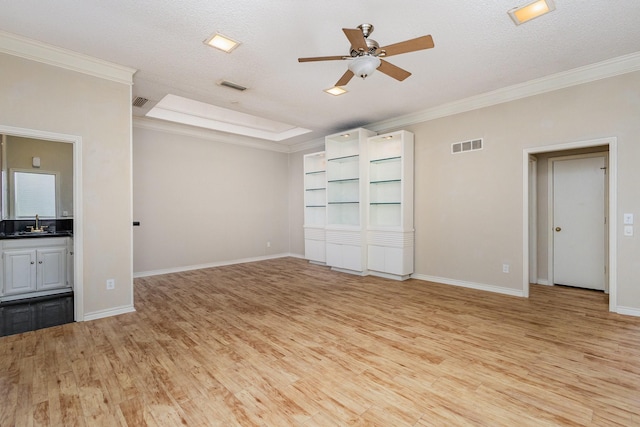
[547,152,608,292]
[523,137,617,312]
[0,124,83,321]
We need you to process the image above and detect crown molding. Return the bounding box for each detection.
[133,116,325,154]
[133,116,293,153]
[0,30,136,85]
[368,51,640,132]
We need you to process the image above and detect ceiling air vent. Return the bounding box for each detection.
[218,80,247,91]
[452,138,483,154]
[132,97,149,108]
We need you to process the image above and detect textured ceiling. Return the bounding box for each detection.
[1,1,640,148]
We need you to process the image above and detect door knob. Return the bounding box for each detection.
[555,227,562,232]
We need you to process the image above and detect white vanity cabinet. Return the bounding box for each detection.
[1,237,70,299]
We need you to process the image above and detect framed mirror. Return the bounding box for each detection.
[1,135,73,219]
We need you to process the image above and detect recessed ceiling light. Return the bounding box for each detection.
[508,0,555,25]
[204,32,241,53]
[324,86,348,96]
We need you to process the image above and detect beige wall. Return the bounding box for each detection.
[288,71,640,312]
[5,136,73,218]
[132,126,290,274]
[0,53,133,318]
[394,71,640,310]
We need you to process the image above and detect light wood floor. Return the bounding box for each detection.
[2,257,640,426]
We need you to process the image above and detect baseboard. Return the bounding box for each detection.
[537,279,550,285]
[369,270,411,281]
[411,274,525,297]
[84,305,136,321]
[133,253,295,278]
[616,306,640,317]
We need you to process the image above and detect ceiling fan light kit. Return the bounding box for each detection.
[298,23,435,91]
[348,55,381,79]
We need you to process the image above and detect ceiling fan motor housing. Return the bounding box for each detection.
[351,39,380,58]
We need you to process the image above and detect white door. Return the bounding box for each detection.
[552,155,606,290]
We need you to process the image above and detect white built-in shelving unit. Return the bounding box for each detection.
[304,128,414,280]
[303,151,326,263]
[325,128,376,274]
[366,130,414,279]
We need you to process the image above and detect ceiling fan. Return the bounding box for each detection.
[298,23,434,87]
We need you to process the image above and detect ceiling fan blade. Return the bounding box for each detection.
[298,55,347,62]
[342,28,368,52]
[335,70,355,87]
[377,59,412,81]
[380,35,434,57]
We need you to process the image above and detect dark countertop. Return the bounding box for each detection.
[0,231,73,240]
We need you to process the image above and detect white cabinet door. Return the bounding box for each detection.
[326,243,342,268]
[341,245,362,272]
[305,239,326,263]
[385,247,405,276]
[37,247,67,290]
[367,245,386,272]
[327,243,363,272]
[368,245,412,277]
[3,249,37,295]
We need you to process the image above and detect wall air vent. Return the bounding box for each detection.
[452,138,483,154]
[218,80,248,91]
[132,97,149,108]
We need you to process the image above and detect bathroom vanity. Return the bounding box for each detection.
[0,233,74,336]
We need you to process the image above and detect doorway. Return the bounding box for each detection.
[0,125,83,321]
[523,137,617,312]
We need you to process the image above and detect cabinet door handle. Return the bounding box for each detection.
[31,261,35,264]
[38,261,43,264]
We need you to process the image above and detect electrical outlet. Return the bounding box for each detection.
[502,264,510,273]
[266,241,271,248]
[106,279,115,290]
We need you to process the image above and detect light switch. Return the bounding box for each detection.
[624,225,634,236]
[624,213,634,225]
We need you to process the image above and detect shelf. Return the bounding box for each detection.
[370,179,401,184]
[370,156,401,164]
[305,170,326,175]
[305,187,326,191]
[327,154,359,162]
[328,178,358,183]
